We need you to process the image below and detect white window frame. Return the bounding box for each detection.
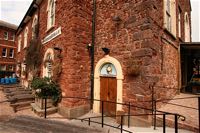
[4,32,8,40]
[9,48,14,58]
[2,48,7,57]
[184,12,190,42]
[24,27,28,48]
[32,15,38,39]
[11,34,15,41]
[178,7,181,38]
[47,0,56,30]
[18,35,22,52]
[164,0,176,37]
[1,65,6,71]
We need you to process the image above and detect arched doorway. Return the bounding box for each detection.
[100,63,117,115]
[43,48,54,78]
[93,55,123,114]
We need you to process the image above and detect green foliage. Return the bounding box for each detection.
[25,38,42,75]
[31,77,62,105]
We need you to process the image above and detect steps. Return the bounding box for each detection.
[1,84,34,112]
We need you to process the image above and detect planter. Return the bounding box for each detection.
[35,97,53,109]
[127,65,141,76]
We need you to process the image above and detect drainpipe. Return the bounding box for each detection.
[90,0,96,109]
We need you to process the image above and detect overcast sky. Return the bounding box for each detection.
[0,0,200,41]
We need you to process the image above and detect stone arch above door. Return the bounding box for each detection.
[93,55,124,113]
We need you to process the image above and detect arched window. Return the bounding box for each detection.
[100,63,117,76]
[47,0,55,30]
[18,35,22,52]
[32,15,38,39]
[184,12,190,42]
[24,27,28,48]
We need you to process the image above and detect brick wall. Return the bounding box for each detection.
[16,0,192,116]
[0,26,16,71]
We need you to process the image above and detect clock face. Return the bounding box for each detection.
[106,65,112,73]
[100,63,117,76]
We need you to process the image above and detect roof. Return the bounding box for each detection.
[0,20,17,30]
[16,0,42,34]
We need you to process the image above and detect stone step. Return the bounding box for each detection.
[31,103,58,117]
[6,90,32,97]
[10,101,34,112]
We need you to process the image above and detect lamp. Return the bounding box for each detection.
[102,47,110,55]
[54,47,62,52]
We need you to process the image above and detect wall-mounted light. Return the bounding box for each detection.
[54,47,62,52]
[102,47,110,55]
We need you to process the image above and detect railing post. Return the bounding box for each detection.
[128,102,131,128]
[44,97,47,119]
[153,100,157,130]
[163,114,166,133]
[175,114,178,133]
[101,101,104,128]
[121,115,123,133]
[88,118,90,126]
[198,97,200,132]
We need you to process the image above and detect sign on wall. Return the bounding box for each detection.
[42,27,61,44]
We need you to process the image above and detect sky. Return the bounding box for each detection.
[0,0,200,41]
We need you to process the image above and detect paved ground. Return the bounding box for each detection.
[0,88,196,133]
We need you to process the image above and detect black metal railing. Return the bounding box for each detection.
[42,96,186,133]
[149,84,200,131]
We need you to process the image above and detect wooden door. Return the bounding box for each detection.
[100,77,117,116]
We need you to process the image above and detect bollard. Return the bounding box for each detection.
[101,101,104,127]
[175,114,178,133]
[163,114,166,133]
[44,97,47,119]
[121,115,123,133]
[128,102,131,128]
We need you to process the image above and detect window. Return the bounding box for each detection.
[184,12,190,42]
[47,0,55,30]
[4,32,8,40]
[18,36,22,52]
[24,28,28,48]
[32,16,38,39]
[8,65,14,71]
[2,48,7,57]
[178,7,182,38]
[0,65,6,71]
[11,34,15,41]
[9,49,14,58]
[164,0,176,36]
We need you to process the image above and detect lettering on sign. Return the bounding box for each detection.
[42,27,61,44]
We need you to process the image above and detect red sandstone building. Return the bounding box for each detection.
[0,20,17,75]
[16,0,192,118]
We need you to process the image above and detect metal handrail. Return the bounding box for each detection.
[61,96,185,118]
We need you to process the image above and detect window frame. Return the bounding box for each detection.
[11,33,15,41]
[164,0,176,37]
[2,48,7,57]
[4,32,8,40]
[9,48,14,58]
[24,27,28,48]
[47,0,55,30]
[0,65,6,71]
[18,35,22,53]
[178,7,182,38]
